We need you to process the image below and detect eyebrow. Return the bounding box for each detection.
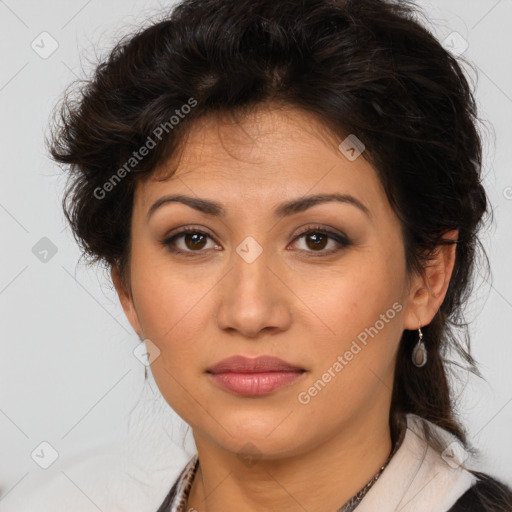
[147,193,371,221]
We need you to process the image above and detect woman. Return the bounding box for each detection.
[48,0,512,510]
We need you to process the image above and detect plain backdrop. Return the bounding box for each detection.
[0,0,511,510]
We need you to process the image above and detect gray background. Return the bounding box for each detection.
[0,0,511,510]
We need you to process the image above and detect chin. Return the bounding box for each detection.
[204,412,312,459]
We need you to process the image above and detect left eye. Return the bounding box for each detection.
[292,229,346,253]
[162,226,349,255]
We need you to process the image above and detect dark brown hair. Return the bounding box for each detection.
[47,0,512,507]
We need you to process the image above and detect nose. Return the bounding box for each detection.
[215,248,292,338]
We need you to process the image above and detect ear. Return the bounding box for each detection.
[111,265,143,339]
[402,229,459,330]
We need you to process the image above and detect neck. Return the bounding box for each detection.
[187,409,393,512]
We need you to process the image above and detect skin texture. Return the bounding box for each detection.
[112,103,458,512]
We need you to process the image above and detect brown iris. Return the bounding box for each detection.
[304,232,328,251]
[184,232,208,250]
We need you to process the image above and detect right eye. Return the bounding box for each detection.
[162,227,221,255]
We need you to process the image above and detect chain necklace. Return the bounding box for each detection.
[336,446,396,512]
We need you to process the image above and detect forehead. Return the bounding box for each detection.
[134,104,386,219]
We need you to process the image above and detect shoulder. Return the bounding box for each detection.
[447,471,512,512]
[399,415,512,511]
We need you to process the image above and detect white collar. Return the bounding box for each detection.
[357,413,476,511]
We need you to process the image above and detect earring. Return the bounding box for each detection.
[412,327,427,367]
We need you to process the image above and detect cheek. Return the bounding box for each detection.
[305,250,405,393]
[130,246,216,345]
[130,257,212,421]
[316,248,404,339]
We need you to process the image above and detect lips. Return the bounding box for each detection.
[206,355,306,396]
[206,355,305,374]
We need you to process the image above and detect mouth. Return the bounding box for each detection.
[206,355,307,397]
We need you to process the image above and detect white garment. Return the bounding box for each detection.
[357,414,477,512]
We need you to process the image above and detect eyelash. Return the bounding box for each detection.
[161,225,351,257]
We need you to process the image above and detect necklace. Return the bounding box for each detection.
[336,449,394,512]
[337,421,406,511]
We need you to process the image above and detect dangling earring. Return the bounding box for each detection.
[412,327,427,367]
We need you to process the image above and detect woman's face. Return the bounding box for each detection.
[115,104,431,459]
